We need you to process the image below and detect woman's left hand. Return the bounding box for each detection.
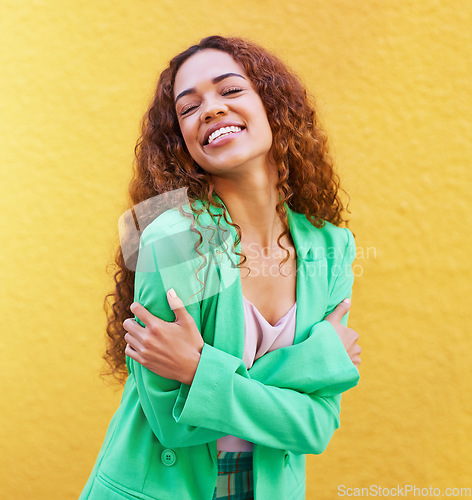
[123,288,204,385]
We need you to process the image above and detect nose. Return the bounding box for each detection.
[200,99,229,123]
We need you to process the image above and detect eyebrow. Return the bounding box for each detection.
[174,73,246,104]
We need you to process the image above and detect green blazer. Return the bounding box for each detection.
[80,195,359,500]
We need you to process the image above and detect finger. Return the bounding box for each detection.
[129,302,163,328]
[123,317,144,335]
[125,343,141,363]
[124,332,142,352]
[166,288,189,323]
[325,298,351,322]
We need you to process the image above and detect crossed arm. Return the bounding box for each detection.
[124,227,361,454]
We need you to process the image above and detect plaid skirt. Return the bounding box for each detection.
[212,451,254,500]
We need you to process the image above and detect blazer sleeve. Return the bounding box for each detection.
[128,222,228,448]
[172,227,359,455]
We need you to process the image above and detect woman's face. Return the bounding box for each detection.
[173,49,273,176]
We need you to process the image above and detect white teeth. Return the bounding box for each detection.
[207,126,242,144]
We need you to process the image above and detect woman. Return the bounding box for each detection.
[80,35,361,500]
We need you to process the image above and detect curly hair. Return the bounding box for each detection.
[102,35,349,383]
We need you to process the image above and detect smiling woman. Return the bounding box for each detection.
[79,35,361,500]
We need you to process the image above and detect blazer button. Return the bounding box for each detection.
[161,449,177,466]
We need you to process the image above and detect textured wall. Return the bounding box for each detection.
[1,1,470,498]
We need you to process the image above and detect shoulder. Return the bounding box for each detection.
[317,220,355,252]
[288,208,355,260]
[318,221,356,265]
[138,200,230,259]
[139,206,192,247]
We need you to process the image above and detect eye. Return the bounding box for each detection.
[180,104,199,116]
[222,87,243,96]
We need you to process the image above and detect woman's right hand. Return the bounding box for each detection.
[324,299,361,368]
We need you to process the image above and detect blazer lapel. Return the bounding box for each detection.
[192,197,245,358]
[286,206,329,344]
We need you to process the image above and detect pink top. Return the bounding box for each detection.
[217,295,297,452]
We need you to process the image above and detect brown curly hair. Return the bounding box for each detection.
[102,35,349,383]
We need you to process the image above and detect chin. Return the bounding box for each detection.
[198,154,251,173]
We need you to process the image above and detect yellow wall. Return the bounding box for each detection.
[1,1,470,498]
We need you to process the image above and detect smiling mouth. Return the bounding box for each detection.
[205,126,244,145]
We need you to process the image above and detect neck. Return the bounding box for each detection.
[210,160,286,251]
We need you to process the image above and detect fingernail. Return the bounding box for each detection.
[168,288,177,299]
[343,298,351,304]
